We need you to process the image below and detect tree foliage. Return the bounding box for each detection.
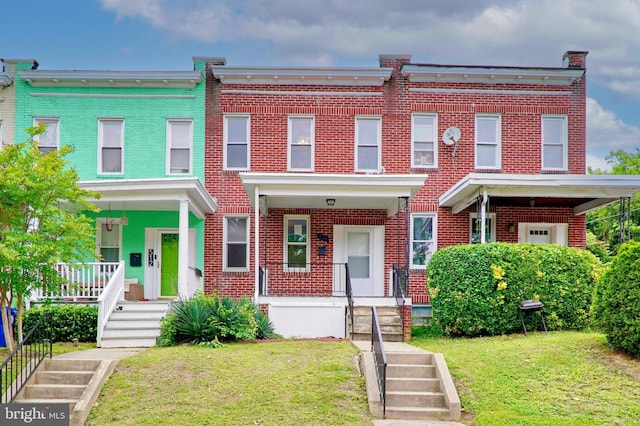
[0,124,99,349]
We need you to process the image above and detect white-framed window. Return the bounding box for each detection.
[224,115,250,170]
[98,119,124,174]
[411,213,437,269]
[96,218,122,262]
[475,114,501,169]
[33,117,59,155]
[355,117,381,172]
[542,115,568,170]
[469,213,497,244]
[166,119,193,174]
[412,113,437,168]
[223,216,249,271]
[284,215,310,271]
[288,116,314,171]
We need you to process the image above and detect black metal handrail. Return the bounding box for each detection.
[345,263,354,338]
[392,263,407,340]
[258,262,347,296]
[371,306,388,419]
[1,310,52,402]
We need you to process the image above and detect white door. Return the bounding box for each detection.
[346,229,374,296]
[527,228,551,244]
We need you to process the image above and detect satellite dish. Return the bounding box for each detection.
[442,126,461,146]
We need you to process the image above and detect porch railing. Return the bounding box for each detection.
[258,262,347,296]
[345,263,354,338]
[392,263,407,340]
[371,306,388,419]
[32,262,121,302]
[97,261,125,347]
[1,311,52,403]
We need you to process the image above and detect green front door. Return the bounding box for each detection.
[160,233,179,297]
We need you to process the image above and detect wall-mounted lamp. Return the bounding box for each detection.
[508,223,516,234]
[105,202,114,231]
[529,197,536,207]
[326,198,336,206]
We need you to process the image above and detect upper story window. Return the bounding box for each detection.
[355,117,381,172]
[542,115,568,171]
[470,213,496,244]
[412,113,437,168]
[475,114,501,169]
[98,119,124,174]
[288,117,314,171]
[33,117,59,155]
[224,115,250,170]
[167,119,193,174]
[223,216,249,271]
[284,215,310,271]
[411,213,437,269]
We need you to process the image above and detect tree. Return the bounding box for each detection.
[0,124,100,350]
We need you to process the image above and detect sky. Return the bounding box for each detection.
[4,0,640,171]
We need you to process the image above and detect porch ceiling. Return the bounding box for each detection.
[78,177,218,219]
[240,173,428,216]
[440,173,640,215]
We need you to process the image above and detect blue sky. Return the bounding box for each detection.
[5,0,640,171]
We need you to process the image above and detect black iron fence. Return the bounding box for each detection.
[345,263,354,338]
[1,310,52,402]
[392,263,408,340]
[258,262,347,296]
[371,306,388,419]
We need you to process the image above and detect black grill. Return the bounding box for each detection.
[518,299,548,336]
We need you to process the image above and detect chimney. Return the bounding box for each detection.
[563,51,588,69]
[379,54,412,70]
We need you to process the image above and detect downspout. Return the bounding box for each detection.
[254,186,260,302]
[480,189,488,244]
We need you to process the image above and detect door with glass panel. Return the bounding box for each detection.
[345,229,374,296]
[160,233,179,297]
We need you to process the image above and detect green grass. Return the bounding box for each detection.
[87,340,372,426]
[410,331,640,425]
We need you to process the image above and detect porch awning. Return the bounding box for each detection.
[78,177,218,219]
[240,173,428,216]
[439,173,640,215]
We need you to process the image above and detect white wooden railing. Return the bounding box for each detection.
[32,262,121,302]
[96,261,125,347]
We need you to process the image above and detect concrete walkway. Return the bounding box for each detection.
[54,348,145,360]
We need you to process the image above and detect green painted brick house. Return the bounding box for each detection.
[14,57,218,300]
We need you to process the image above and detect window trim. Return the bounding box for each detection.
[33,117,60,154]
[223,114,250,171]
[283,215,310,272]
[98,118,124,175]
[354,116,382,172]
[474,114,502,170]
[223,215,250,272]
[410,213,437,270]
[166,118,193,175]
[411,113,438,168]
[469,212,497,244]
[95,218,123,262]
[287,116,315,171]
[541,115,568,171]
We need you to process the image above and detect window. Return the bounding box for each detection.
[96,219,121,262]
[411,213,437,269]
[224,216,249,270]
[355,117,381,171]
[288,117,314,171]
[412,113,437,167]
[475,114,501,169]
[469,213,496,244]
[98,119,124,174]
[167,119,193,174]
[284,215,309,271]
[224,115,250,170]
[33,117,59,155]
[542,115,568,170]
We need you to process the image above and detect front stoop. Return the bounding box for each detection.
[13,358,117,426]
[358,345,461,421]
[350,306,404,342]
[100,301,170,348]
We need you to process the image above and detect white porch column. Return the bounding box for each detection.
[254,186,261,302]
[178,199,189,297]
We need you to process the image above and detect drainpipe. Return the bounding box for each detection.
[254,186,261,302]
[480,189,488,244]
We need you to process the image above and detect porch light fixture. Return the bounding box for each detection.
[508,223,516,234]
[529,197,536,207]
[106,202,114,232]
[326,198,336,206]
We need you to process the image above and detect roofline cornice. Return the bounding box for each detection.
[18,70,203,89]
[212,66,392,86]
[401,64,584,86]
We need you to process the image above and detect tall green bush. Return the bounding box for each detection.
[20,304,98,342]
[426,243,601,337]
[593,241,640,357]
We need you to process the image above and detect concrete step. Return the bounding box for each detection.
[386,364,436,379]
[386,377,441,393]
[22,384,85,400]
[386,352,434,365]
[100,337,158,348]
[384,405,452,421]
[386,390,445,408]
[353,306,398,316]
[116,301,171,312]
[105,319,162,329]
[33,371,94,385]
[102,328,160,339]
[354,315,401,327]
[109,311,166,320]
[42,359,100,372]
[351,332,404,342]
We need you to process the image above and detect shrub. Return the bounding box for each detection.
[158,294,277,346]
[593,241,640,357]
[20,304,98,343]
[426,243,601,337]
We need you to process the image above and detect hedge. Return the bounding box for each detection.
[20,304,98,343]
[426,243,602,337]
